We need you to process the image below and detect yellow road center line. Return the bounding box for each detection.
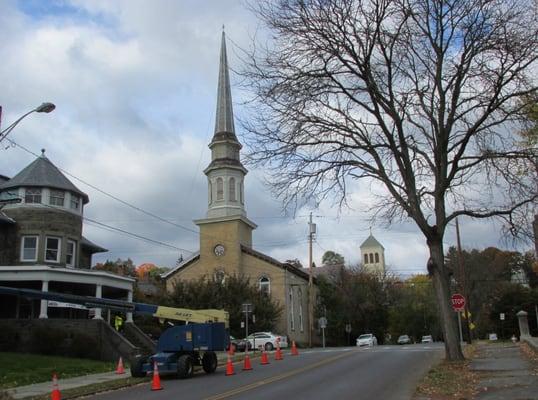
[204,350,357,400]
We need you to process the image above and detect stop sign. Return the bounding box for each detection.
[451,294,466,312]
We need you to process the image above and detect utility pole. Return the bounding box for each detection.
[308,212,316,348]
[456,217,472,344]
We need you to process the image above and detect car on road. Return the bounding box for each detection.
[356,333,378,347]
[245,332,288,351]
[227,335,252,352]
[421,335,433,343]
[397,335,412,345]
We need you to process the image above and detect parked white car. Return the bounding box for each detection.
[421,335,433,343]
[356,333,378,347]
[245,332,288,351]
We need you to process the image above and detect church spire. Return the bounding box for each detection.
[212,31,238,143]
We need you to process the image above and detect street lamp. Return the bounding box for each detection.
[0,102,56,143]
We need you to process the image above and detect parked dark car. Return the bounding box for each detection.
[227,335,252,352]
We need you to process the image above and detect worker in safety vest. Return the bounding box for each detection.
[114,315,124,332]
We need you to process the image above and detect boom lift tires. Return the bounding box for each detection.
[130,356,148,378]
[202,351,218,374]
[177,354,194,379]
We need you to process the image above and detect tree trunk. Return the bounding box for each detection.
[429,240,464,361]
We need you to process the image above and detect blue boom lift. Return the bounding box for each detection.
[0,285,229,379]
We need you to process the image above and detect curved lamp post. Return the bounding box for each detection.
[0,102,56,144]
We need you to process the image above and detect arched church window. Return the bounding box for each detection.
[239,181,244,204]
[214,269,226,284]
[364,254,368,264]
[375,253,379,263]
[216,178,224,200]
[369,253,374,263]
[259,276,270,295]
[209,180,213,204]
[229,177,236,201]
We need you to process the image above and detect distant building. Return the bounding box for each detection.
[360,234,386,276]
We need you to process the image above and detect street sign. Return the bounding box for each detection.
[345,323,352,333]
[500,313,505,320]
[451,294,466,312]
[319,317,327,329]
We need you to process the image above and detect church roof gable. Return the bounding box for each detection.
[161,252,200,279]
[360,234,384,249]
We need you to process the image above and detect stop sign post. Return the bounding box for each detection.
[451,294,466,343]
[451,294,466,312]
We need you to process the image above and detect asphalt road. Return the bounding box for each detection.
[89,344,444,400]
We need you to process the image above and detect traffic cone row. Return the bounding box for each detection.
[275,342,283,361]
[291,341,299,356]
[260,349,270,365]
[51,373,61,400]
[225,353,235,376]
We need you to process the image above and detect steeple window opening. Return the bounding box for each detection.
[25,188,42,204]
[45,237,61,263]
[50,190,65,206]
[208,181,213,204]
[364,254,368,264]
[239,181,243,204]
[229,177,236,201]
[259,276,270,295]
[375,253,379,263]
[216,178,224,200]
[369,253,374,263]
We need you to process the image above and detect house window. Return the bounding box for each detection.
[259,276,270,295]
[21,236,38,261]
[289,287,295,331]
[369,253,374,263]
[216,178,224,200]
[66,240,76,267]
[364,254,368,264]
[298,289,304,332]
[45,237,61,263]
[70,195,80,210]
[375,253,379,263]
[25,188,41,203]
[50,190,65,206]
[229,177,236,201]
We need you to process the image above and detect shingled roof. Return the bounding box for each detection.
[0,155,89,204]
[360,234,384,250]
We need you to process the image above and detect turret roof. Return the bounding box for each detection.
[360,234,384,250]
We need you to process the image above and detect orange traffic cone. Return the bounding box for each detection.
[242,353,253,371]
[225,354,235,376]
[115,356,126,374]
[260,350,270,365]
[228,343,235,356]
[51,373,61,400]
[291,341,299,356]
[275,343,283,361]
[151,361,163,391]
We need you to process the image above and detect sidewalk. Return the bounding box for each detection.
[470,342,538,399]
[6,369,132,399]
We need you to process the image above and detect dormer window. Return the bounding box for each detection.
[70,195,80,210]
[25,188,41,204]
[50,190,65,206]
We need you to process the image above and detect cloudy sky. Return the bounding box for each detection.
[0,0,530,276]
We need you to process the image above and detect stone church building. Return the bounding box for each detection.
[163,33,314,345]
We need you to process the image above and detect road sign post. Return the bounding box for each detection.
[345,323,352,346]
[319,317,327,348]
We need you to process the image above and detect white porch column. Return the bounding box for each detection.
[126,290,133,323]
[93,284,103,320]
[39,281,49,319]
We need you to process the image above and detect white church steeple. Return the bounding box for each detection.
[204,31,248,219]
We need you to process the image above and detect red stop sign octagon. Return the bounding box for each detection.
[451,294,466,312]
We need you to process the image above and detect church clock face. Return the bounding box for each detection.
[214,244,225,257]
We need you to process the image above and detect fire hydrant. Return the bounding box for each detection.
[511,335,517,343]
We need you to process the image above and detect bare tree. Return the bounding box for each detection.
[241,0,538,360]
